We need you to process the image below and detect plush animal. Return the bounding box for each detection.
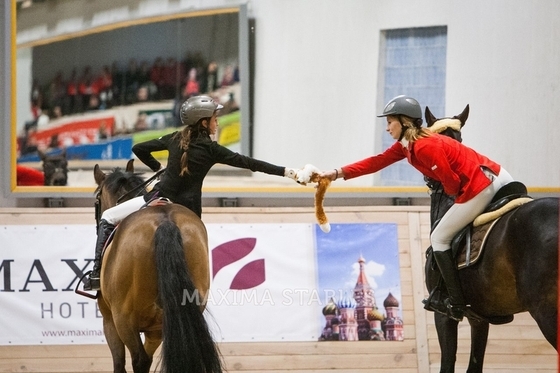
[297,164,331,233]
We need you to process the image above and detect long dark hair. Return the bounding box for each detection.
[174,118,211,176]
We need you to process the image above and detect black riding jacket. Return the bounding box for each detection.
[132,131,285,217]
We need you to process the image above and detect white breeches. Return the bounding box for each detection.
[100,196,146,225]
[431,167,513,252]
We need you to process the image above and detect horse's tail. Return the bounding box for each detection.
[154,220,223,373]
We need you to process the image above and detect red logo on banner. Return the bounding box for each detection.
[212,238,266,289]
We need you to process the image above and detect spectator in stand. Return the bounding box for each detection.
[30,98,41,121]
[150,57,165,101]
[111,61,125,106]
[65,69,79,114]
[137,86,149,102]
[220,65,236,88]
[47,134,60,151]
[138,60,157,101]
[125,58,141,104]
[30,79,43,118]
[134,113,149,132]
[21,126,39,155]
[97,65,113,110]
[87,95,101,111]
[162,57,184,100]
[51,105,63,120]
[47,71,66,113]
[138,61,151,87]
[98,121,110,141]
[78,66,96,112]
[36,106,50,129]
[184,51,206,74]
[183,67,200,98]
[200,61,219,94]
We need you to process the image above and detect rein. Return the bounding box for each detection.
[116,168,165,205]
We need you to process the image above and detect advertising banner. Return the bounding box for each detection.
[32,116,115,149]
[0,223,401,345]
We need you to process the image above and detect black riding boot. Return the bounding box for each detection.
[83,219,115,291]
[433,249,467,322]
[422,247,447,314]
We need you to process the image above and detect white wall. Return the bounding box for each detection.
[4,0,560,205]
[248,0,560,187]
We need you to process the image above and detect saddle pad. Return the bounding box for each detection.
[457,218,500,269]
[473,197,533,227]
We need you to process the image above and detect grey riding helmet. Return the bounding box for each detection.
[377,95,422,119]
[180,95,224,126]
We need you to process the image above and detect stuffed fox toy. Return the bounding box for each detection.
[297,164,331,233]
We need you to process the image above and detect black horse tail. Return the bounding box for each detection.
[154,220,223,373]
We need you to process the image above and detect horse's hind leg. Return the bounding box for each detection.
[113,315,152,373]
[103,316,127,373]
[143,330,162,362]
[530,307,558,350]
[98,298,126,373]
[466,319,489,373]
[434,312,458,373]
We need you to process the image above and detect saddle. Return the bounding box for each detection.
[451,181,532,268]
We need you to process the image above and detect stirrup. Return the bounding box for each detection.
[444,299,465,322]
[422,296,448,314]
[422,286,448,313]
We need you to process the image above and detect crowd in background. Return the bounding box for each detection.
[29,52,240,126]
[20,52,240,156]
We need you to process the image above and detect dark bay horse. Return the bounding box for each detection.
[39,149,68,186]
[424,105,559,373]
[92,160,223,373]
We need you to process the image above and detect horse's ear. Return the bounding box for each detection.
[94,164,106,186]
[456,105,469,128]
[38,149,46,161]
[425,106,437,127]
[126,159,134,173]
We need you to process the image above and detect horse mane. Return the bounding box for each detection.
[97,167,146,196]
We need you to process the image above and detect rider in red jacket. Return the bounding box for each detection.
[321,95,513,321]
[342,128,501,204]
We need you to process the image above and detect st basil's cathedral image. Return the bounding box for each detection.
[319,255,404,341]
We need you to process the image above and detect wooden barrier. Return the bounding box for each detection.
[0,207,556,373]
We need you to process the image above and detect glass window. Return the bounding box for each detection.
[379,26,447,186]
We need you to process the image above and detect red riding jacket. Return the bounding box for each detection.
[341,133,501,203]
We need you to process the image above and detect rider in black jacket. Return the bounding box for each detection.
[133,122,285,217]
[82,95,301,291]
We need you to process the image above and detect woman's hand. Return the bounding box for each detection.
[320,168,341,181]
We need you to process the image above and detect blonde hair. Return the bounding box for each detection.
[400,116,432,142]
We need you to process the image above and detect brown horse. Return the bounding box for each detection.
[92,160,223,373]
[424,106,558,373]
